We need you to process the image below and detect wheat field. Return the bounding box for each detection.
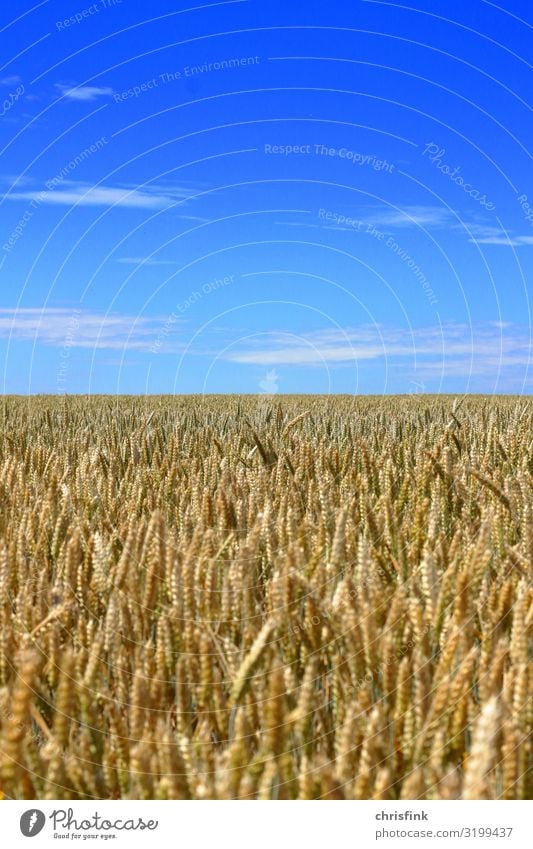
[0,395,531,800]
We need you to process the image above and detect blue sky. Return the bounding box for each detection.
[0,0,531,394]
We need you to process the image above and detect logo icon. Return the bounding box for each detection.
[20,810,46,837]
[259,369,279,394]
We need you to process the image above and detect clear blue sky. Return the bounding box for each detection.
[0,0,531,394]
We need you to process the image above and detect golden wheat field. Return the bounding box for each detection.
[0,394,531,801]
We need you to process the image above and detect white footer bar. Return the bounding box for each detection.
[4,800,530,848]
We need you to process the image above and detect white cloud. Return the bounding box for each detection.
[456,223,533,247]
[365,205,452,229]
[282,208,533,247]
[224,323,532,375]
[116,257,180,266]
[412,355,533,376]
[281,205,453,233]
[4,180,191,209]
[0,75,22,86]
[56,84,114,102]
[275,221,322,229]
[0,308,183,351]
[2,312,530,382]
[468,236,533,248]
[225,326,396,366]
[470,235,533,246]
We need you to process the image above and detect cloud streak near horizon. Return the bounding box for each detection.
[3,180,193,209]
[0,310,530,387]
[223,322,532,376]
[0,308,183,351]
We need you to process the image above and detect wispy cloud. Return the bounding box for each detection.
[282,205,453,233]
[224,323,532,375]
[0,75,22,86]
[4,180,192,209]
[116,257,180,266]
[463,224,533,246]
[2,311,530,383]
[55,84,114,102]
[365,205,452,228]
[275,221,322,229]
[472,235,533,246]
[281,207,533,248]
[0,308,183,351]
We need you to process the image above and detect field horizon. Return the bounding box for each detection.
[2,392,531,400]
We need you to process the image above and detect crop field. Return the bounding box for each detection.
[0,395,531,800]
